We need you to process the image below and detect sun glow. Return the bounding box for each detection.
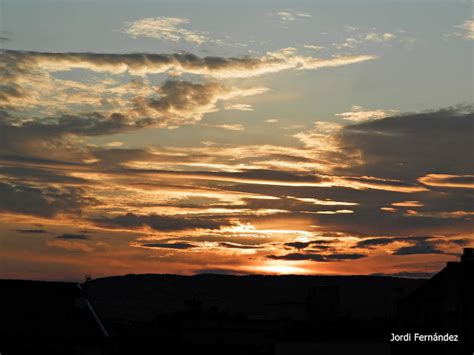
[255,262,310,275]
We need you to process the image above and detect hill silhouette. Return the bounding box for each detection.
[84,274,423,322]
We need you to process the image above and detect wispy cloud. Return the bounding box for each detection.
[94,212,231,232]
[337,32,396,49]
[364,32,396,42]
[124,17,208,44]
[334,28,409,49]
[203,123,245,131]
[453,19,474,40]
[276,10,312,24]
[224,103,254,111]
[303,44,325,50]
[335,105,398,122]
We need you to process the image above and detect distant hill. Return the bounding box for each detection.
[84,274,425,322]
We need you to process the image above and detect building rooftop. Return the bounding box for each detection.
[0,279,108,339]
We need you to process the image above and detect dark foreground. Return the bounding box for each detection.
[1,249,473,355]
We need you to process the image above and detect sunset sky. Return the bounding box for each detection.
[0,0,473,281]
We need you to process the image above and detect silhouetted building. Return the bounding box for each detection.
[396,248,474,354]
[0,280,109,355]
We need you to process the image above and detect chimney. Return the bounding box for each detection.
[461,248,474,263]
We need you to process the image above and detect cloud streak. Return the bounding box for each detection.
[0,49,376,80]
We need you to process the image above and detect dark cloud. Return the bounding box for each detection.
[327,253,367,260]
[0,166,90,185]
[243,207,474,237]
[355,237,402,248]
[0,154,84,168]
[141,242,197,250]
[0,113,135,164]
[354,235,472,256]
[268,252,326,262]
[94,212,230,232]
[284,240,334,250]
[0,182,98,218]
[15,229,48,234]
[311,207,473,236]
[392,238,444,255]
[56,233,89,240]
[91,149,161,166]
[338,106,474,180]
[145,80,224,116]
[447,238,472,246]
[268,252,366,262]
[219,242,262,249]
[0,83,252,147]
[0,112,139,139]
[284,242,311,249]
[259,109,470,236]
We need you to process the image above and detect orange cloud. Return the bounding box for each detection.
[418,174,474,189]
